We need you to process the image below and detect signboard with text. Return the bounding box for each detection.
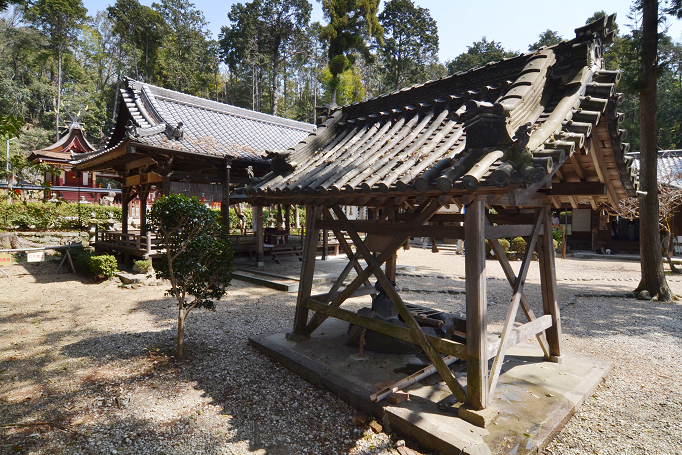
[27,251,45,262]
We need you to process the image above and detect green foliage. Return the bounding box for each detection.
[149,194,234,357]
[153,0,218,96]
[446,37,519,75]
[528,30,563,51]
[511,237,526,254]
[134,258,153,273]
[378,0,439,91]
[552,228,563,246]
[498,239,510,254]
[0,114,23,139]
[485,239,509,258]
[320,0,383,103]
[66,245,92,273]
[149,194,233,311]
[89,254,118,279]
[62,245,118,280]
[219,0,311,115]
[107,0,165,82]
[0,197,122,231]
[319,65,366,105]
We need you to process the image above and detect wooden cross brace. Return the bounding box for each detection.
[326,202,468,404]
[487,208,543,395]
[303,199,442,335]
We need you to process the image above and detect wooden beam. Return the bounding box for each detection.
[587,135,619,208]
[314,218,538,239]
[465,196,488,409]
[503,315,553,349]
[255,206,264,266]
[124,156,157,171]
[321,207,373,290]
[305,298,467,358]
[569,155,585,180]
[546,182,606,196]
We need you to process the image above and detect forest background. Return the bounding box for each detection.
[0,0,680,161]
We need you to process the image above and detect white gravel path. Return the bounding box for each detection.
[0,249,680,455]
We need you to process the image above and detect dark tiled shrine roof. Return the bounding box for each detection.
[629,150,682,189]
[72,79,315,166]
[251,15,635,204]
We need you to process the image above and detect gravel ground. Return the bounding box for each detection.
[1,249,681,455]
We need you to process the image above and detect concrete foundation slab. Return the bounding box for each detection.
[249,318,610,455]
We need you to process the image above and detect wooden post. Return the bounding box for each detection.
[285,205,290,233]
[121,186,131,234]
[255,205,264,267]
[322,229,329,260]
[295,205,300,229]
[538,202,563,359]
[386,209,397,281]
[464,196,488,410]
[291,205,321,340]
[139,185,148,236]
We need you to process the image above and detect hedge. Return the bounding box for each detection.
[0,198,122,231]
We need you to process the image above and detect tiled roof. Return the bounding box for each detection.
[252,14,635,204]
[29,123,95,164]
[629,150,682,189]
[73,79,316,165]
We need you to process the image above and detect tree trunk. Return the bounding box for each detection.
[271,47,280,116]
[177,304,185,357]
[56,43,62,142]
[636,0,673,301]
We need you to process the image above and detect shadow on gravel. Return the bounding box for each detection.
[62,329,176,360]
[5,260,98,285]
[111,290,363,454]
[549,281,682,343]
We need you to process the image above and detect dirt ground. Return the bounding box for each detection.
[1,250,681,454]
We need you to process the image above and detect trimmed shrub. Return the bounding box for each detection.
[498,238,511,253]
[512,237,527,254]
[60,246,118,280]
[485,238,510,258]
[134,259,153,273]
[89,255,118,279]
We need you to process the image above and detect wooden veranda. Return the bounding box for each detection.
[246,15,634,425]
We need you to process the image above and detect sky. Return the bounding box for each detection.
[81,0,682,63]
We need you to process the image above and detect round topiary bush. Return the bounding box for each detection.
[512,236,527,254]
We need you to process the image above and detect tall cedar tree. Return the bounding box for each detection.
[107,0,165,82]
[379,0,438,91]
[320,0,383,105]
[23,0,87,141]
[636,0,671,300]
[152,0,218,96]
[219,0,311,115]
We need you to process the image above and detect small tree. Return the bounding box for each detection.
[148,194,234,357]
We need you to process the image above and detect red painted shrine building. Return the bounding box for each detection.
[27,122,117,202]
